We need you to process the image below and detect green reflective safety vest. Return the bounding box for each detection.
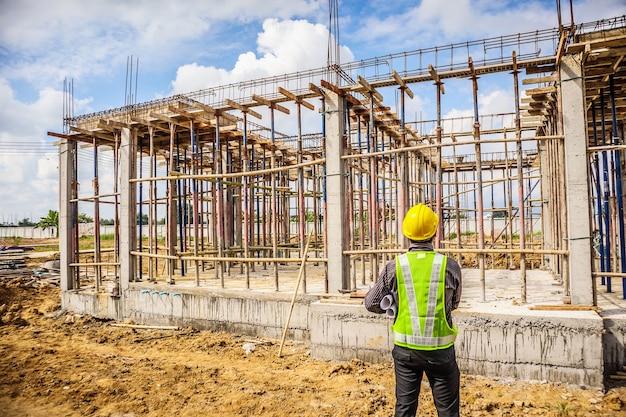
[391,251,458,350]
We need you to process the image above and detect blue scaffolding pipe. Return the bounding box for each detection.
[591,102,606,286]
[609,75,626,299]
[600,90,612,292]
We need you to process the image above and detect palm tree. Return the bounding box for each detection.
[35,210,59,237]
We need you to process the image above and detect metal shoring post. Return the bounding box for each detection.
[431,64,445,248]
[322,98,329,293]
[380,132,387,263]
[224,134,232,277]
[357,114,366,285]
[367,93,379,282]
[242,112,251,288]
[210,138,218,276]
[166,124,177,283]
[92,135,102,289]
[165,158,171,278]
[152,131,159,281]
[251,142,258,274]
[190,120,200,286]
[600,89,612,293]
[270,107,279,290]
[215,112,225,287]
[312,162,319,268]
[469,57,486,302]
[504,128,515,269]
[556,108,569,296]
[137,136,142,282]
[112,132,120,286]
[609,75,626,298]
[489,165,495,268]
[148,127,155,281]
[395,75,411,250]
[199,148,205,273]
[251,143,257,274]
[527,171,534,267]
[451,135,462,257]
[176,139,185,278]
[346,106,356,291]
[262,150,268,272]
[248,95,291,288]
[277,90,316,292]
[512,52,527,303]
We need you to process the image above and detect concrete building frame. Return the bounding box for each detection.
[50,16,626,390]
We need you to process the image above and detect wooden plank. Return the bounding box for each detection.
[522,75,557,85]
[528,305,600,311]
[167,105,206,121]
[110,323,180,330]
[521,115,547,123]
[525,65,556,75]
[47,131,73,140]
[69,126,114,141]
[225,98,262,119]
[428,64,445,94]
[277,86,315,111]
[357,75,384,102]
[149,111,185,126]
[308,82,324,96]
[318,298,363,305]
[130,116,171,133]
[192,101,216,115]
[567,34,626,54]
[319,80,361,105]
[525,86,557,96]
[251,94,290,115]
[392,70,414,99]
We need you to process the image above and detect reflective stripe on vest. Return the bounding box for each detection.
[393,252,457,349]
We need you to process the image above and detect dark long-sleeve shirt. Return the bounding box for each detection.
[364,240,462,325]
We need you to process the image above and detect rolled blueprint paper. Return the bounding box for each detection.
[380,294,397,317]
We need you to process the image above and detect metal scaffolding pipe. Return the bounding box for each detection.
[609,75,626,298]
[470,57,486,302]
[512,51,527,303]
[600,89,612,292]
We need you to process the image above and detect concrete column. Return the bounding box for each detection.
[325,90,349,293]
[119,127,137,288]
[59,138,76,291]
[560,54,594,305]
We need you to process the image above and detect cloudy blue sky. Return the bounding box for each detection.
[0,0,624,224]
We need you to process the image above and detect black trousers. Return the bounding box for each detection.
[392,344,460,417]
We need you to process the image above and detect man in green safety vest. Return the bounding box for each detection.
[365,203,463,417]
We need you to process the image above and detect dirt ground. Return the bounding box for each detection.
[0,247,625,416]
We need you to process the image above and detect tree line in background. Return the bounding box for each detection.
[1,211,164,228]
[2,208,512,229]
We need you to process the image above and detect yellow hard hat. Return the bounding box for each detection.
[402,204,439,241]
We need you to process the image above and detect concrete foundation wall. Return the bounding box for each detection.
[454,311,605,389]
[62,287,315,341]
[61,289,624,390]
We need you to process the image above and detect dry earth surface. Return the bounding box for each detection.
[0,241,625,416]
